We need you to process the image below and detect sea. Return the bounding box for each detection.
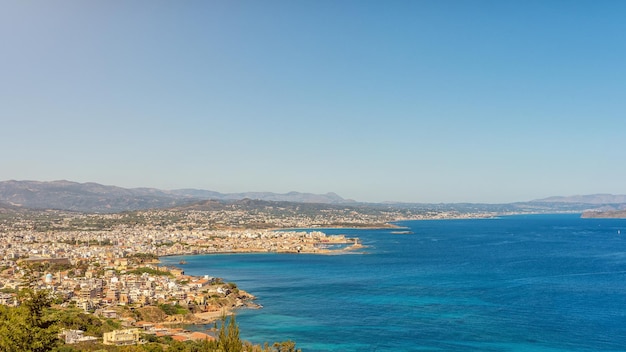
[159,214,626,352]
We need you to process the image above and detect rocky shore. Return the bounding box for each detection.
[118,286,260,328]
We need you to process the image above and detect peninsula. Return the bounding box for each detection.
[581,210,626,218]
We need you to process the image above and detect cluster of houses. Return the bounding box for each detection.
[0,255,244,347]
[0,207,374,347]
[60,325,214,346]
[3,257,230,310]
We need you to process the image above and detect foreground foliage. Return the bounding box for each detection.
[0,290,60,352]
[0,290,301,352]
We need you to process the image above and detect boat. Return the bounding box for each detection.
[179,260,187,265]
[390,230,414,235]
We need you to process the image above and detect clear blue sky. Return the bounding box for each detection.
[2,0,625,203]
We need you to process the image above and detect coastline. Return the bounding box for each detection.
[152,234,365,327]
[175,214,626,351]
[153,216,505,326]
[154,229,364,258]
[190,288,262,325]
[273,223,404,231]
[157,241,364,258]
[142,215,521,328]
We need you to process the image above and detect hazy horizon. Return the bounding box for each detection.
[2,1,625,203]
[4,178,626,205]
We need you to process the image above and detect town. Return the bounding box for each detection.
[0,200,500,349]
[0,203,421,348]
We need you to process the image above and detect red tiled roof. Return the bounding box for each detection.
[190,332,215,341]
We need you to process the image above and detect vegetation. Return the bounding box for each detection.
[0,289,301,352]
[20,261,73,274]
[157,303,189,316]
[216,315,242,352]
[0,289,60,352]
[128,253,159,260]
[126,267,172,277]
[55,308,105,336]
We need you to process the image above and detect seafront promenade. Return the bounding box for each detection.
[0,227,359,263]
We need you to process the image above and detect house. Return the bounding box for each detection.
[0,293,17,306]
[103,328,141,346]
[189,331,215,341]
[100,309,118,319]
[135,321,155,332]
[169,267,185,277]
[60,329,98,344]
[172,334,188,342]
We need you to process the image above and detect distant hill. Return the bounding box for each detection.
[3,180,626,215]
[0,180,354,213]
[171,189,353,204]
[0,180,191,213]
[175,198,362,213]
[0,201,22,213]
[532,194,626,204]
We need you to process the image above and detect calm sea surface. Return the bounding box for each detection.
[160,214,626,351]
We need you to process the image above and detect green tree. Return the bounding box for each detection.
[166,340,188,352]
[271,341,301,352]
[216,315,242,352]
[54,307,104,337]
[0,289,60,352]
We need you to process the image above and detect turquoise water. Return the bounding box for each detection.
[160,214,626,351]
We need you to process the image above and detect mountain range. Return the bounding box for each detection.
[0,180,354,212]
[1,179,626,215]
[170,188,352,204]
[532,194,626,204]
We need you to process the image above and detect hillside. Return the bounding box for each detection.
[0,180,192,213]
[0,201,21,213]
[171,189,353,204]
[3,180,626,216]
[0,180,354,213]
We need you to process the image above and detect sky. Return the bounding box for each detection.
[2,0,626,203]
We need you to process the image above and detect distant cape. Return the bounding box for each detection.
[532,194,626,204]
[581,210,626,219]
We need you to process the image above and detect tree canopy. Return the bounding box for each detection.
[0,289,60,352]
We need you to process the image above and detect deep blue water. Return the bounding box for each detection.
[160,214,626,351]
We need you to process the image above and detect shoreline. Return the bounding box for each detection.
[158,241,366,259]
[151,237,365,326]
[153,240,366,327]
[155,230,365,258]
[273,223,404,231]
[146,215,532,327]
[190,292,263,325]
